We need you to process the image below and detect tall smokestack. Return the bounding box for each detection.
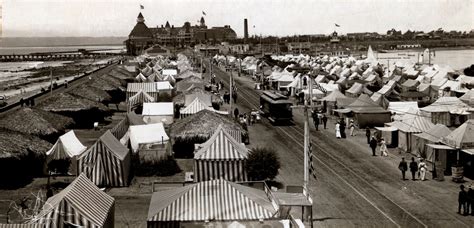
[244,18,249,41]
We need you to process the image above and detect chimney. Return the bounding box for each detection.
[244,18,249,40]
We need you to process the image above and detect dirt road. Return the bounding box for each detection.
[205,58,474,227]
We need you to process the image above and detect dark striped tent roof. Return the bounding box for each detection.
[30,174,115,227]
[194,125,248,160]
[147,179,277,222]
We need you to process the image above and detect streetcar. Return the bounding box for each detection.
[259,91,293,123]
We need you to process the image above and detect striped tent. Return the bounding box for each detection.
[110,112,146,140]
[30,174,115,228]
[180,98,228,119]
[0,224,43,228]
[126,83,159,101]
[78,130,131,187]
[127,90,155,113]
[194,125,249,182]
[147,179,277,227]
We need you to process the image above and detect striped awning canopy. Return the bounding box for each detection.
[128,90,155,112]
[147,179,277,222]
[30,174,115,227]
[127,82,158,93]
[0,224,43,228]
[194,125,248,160]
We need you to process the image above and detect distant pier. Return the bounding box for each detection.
[0,51,123,62]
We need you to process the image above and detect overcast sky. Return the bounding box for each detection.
[2,0,473,37]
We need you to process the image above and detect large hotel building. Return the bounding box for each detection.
[125,13,237,55]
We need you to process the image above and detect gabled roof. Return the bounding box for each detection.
[347,94,388,113]
[346,82,364,95]
[441,119,474,149]
[79,130,129,160]
[387,108,434,133]
[147,179,276,221]
[414,124,451,142]
[460,89,474,104]
[194,125,248,160]
[420,96,472,113]
[46,130,86,159]
[32,174,114,227]
[320,90,347,102]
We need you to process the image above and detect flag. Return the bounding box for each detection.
[140,5,144,9]
[202,11,206,15]
[335,23,340,27]
[309,142,317,180]
[312,79,327,94]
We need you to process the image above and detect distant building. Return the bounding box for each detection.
[330,31,340,44]
[125,13,237,55]
[125,13,154,55]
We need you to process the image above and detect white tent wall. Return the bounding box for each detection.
[398,131,408,152]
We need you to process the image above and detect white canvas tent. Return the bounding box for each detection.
[46,130,87,175]
[129,123,169,152]
[142,102,174,124]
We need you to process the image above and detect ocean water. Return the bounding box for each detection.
[376,49,474,71]
[0,45,125,55]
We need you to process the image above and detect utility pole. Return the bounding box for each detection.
[303,75,313,189]
[50,69,53,95]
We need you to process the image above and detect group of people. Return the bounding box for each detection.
[458,184,474,216]
[311,111,328,131]
[398,157,428,181]
[334,118,351,138]
[19,97,35,107]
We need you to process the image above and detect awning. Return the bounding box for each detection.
[426,144,454,150]
[375,126,398,132]
[333,108,352,114]
[462,149,474,155]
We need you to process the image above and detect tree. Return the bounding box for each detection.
[246,147,281,181]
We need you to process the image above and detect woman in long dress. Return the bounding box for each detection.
[335,122,341,138]
[379,138,388,156]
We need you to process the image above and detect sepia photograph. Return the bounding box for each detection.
[0,0,473,227]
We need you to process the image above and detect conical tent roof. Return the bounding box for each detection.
[441,119,474,149]
[320,90,347,102]
[347,94,388,113]
[415,124,451,142]
[194,124,248,160]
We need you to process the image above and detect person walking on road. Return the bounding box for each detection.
[234,108,239,120]
[349,120,356,136]
[322,114,328,129]
[365,127,371,144]
[312,111,320,131]
[418,158,427,181]
[379,138,388,156]
[459,185,468,215]
[369,136,377,156]
[19,98,24,107]
[467,185,473,215]
[232,92,237,103]
[340,119,346,138]
[409,157,418,180]
[335,122,341,139]
[398,157,408,180]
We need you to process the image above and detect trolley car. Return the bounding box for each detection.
[260,91,293,123]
